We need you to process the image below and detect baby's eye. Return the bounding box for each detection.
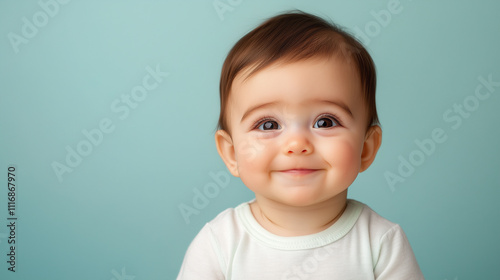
[313,117,338,128]
[257,120,281,130]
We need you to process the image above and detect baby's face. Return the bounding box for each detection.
[224,57,372,207]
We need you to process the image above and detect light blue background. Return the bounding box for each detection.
[1,0,499,279]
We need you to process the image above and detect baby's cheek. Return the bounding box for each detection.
[235,139,270,180]
[235,138,267,163]
[235,154,266,194]
[329,139,362,175]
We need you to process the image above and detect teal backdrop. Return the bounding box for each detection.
[1,0,499,279]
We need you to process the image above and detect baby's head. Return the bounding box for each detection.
[214,11,382,207]
[217,11,379,134]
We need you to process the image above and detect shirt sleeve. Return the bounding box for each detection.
[374,225,425,280]
[177,224,225,280]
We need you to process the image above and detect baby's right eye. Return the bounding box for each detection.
[257,120,281,131]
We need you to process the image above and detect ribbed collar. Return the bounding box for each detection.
[235,199,363,250]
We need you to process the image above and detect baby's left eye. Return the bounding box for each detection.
[313,117,338,128]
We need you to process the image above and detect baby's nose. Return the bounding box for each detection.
[283,132,313,155]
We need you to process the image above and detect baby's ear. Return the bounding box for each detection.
[215,130,239,177]
[360,125,382,173]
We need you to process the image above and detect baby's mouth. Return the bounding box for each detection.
[279,169,320,175]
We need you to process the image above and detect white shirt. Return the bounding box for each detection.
[177,199,424,279]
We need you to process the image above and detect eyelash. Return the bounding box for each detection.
[316,113,342,127]
[252,116,277,130]
[251,113,343,130]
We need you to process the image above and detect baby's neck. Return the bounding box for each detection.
[249,193,348,237]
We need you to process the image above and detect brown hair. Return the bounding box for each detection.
[217,11,379,133]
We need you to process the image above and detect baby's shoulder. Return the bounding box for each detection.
[202,202,248,239]
[352,200,403,239]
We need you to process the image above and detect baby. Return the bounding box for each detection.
[178,11,424,279]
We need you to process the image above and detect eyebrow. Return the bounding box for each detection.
[241,101,279,123]
[240,99,353,123]
[316,99,353,118]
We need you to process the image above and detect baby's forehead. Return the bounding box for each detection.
[232,56,360,94]
[236,53,356,82]
[228,58,365,113]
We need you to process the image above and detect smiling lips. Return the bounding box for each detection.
[279,169,320,175]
